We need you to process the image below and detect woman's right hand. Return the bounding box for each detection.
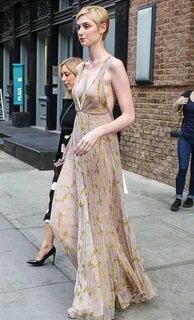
[172,96,188,113]
[74,128,101,156]
[174,96,188,106]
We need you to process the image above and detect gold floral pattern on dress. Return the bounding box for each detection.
[50,57,155,320]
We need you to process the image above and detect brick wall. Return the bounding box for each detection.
[121,0,194,187]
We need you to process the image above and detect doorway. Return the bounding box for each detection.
[3,42,10,119]
[57,24,73,129]
[36,30,48,128]
[20,36,28,112]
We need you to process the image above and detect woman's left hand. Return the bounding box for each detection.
[74,128,101,156]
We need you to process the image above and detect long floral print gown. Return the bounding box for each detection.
[50,56,155,320]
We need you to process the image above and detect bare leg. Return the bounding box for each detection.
[36,223,54,261]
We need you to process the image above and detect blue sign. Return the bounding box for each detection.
[13,63,24,105]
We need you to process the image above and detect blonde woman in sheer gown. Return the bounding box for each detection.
[50,5,155,320]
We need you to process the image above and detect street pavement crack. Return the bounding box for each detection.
[0,280,71,295]
[147,258,194,271]
[152,216,194,239]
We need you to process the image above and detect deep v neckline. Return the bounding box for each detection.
[76,56,111,109]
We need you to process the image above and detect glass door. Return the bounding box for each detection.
[3,42,10,119]
[36,31,48,128]
[57,24,73,129]
[20,36,28,112]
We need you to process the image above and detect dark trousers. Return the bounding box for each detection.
[176,135,194,198]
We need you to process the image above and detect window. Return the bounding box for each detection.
[136,4,156,84]
[59,0,73,10]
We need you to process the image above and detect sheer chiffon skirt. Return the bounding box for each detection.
[50,112,155,320]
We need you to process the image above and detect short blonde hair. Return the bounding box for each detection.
[59,57,82,98]
[76,5,109,40]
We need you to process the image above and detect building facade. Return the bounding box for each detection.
[0,0,129,129]
[0,0,194,186]
[120,0,194,186]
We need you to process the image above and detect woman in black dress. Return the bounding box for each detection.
[27,57,82,265]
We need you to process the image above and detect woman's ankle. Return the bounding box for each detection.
[36,244,54,260]
[40,243,54,251]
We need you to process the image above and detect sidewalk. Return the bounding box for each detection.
[0,150,194,320]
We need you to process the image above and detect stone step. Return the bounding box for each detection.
[0,138,4,150]
[0,121,59,170]
[3,137,56,170]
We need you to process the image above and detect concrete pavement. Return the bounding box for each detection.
[0,150,194,320]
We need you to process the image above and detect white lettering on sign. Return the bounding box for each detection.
[17,88,23,101]
[17,77,22,82]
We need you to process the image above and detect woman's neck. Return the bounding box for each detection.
[87,44,110,65]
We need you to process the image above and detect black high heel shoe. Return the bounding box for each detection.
[26,246,56,266]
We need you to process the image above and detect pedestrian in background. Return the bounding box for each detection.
[26,57,82,265]
[171,90,194,211]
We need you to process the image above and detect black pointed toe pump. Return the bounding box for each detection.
[26,246,56,266]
